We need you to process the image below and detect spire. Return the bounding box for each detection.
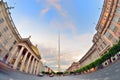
[58,31,61,72]
[28,36,31,39]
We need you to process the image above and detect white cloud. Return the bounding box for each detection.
[41,8,50,15]
[38,0,67,17]
[36,0,77,33]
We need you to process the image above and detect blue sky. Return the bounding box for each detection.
[5,0,104,72]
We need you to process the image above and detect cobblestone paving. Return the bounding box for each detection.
[0,60,120,80]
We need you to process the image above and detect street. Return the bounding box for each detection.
[0,60,120,80]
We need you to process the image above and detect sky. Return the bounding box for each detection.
[5,0,104,72]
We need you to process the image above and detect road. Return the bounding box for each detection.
[0,60,120,80]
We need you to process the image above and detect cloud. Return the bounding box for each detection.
[36,0,76,32]
[38,0,67,17]
[41,8,50,15]
[46,0,67,17]
[35,0,40,2]
[66,22,76,32]
[49,18,76,32]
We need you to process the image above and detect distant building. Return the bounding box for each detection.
[66,62,80,72]
[79,0,120,68]
[44,66,54,73]
[0,0,43,75]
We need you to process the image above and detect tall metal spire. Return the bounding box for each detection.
[58,31,61,72]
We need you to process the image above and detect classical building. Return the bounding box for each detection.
[0,0,21,62]
[0,0,43,75]
[44,66,54,73]
[10,38,42,75]
[79,0,120,68]
[66,62,80,72]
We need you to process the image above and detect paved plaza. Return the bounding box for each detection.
[0,60,120,80]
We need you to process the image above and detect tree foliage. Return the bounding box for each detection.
[73,40,120,73]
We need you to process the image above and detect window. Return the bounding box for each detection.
[105,31,113,39]
[98,47,101,52]
[116,7,120,14]
[113,16,119,23]
[2,40,8,46]
[9,47,13,51]
[103,41,107,47]
[109,25,115,31]
[111,37,117,43]
[118,18,120,22]
[105,31,110,38]
[0,18,4,23]
[13,40,17,45]
[100,44,104,50]
[0,49,2,54]
[0,32,2,37]
[109,25,118,32]
[3,27,8,32]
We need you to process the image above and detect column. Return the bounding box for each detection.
[30,58,35,74]
[35,61,38,75]
[13,46,24,69]
[25,55,32,73]
[20,51,29,71]
[7,46,18,63]
[36,62,40,75]
[33,60,37,75]
[39,62,42,73]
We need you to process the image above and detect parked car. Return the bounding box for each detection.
[49,74,54,77]
[0,57,3,62]
[37,73,44,77]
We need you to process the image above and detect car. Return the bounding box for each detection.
[49,74,54,77]
[37,73,44,77]
[0,57,3,62]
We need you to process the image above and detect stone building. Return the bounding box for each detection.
[79,0,120,68]
[0,0,21,62]
[66,62,80,72]
[0,0,43,75]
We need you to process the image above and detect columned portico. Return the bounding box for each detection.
[7,38,42,75]
[13,46,25,69]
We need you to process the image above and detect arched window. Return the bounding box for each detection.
[0,49,2,54]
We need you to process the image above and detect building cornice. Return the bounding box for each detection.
[0,1,22,41]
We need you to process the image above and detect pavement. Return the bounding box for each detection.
[0,60,120,80]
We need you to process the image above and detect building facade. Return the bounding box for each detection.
[0,0,21,62]
[0,0,43,75]
[66,62,80,72]
[9,38,42,75]
[78,0,120,68]
[44,66,54,73]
